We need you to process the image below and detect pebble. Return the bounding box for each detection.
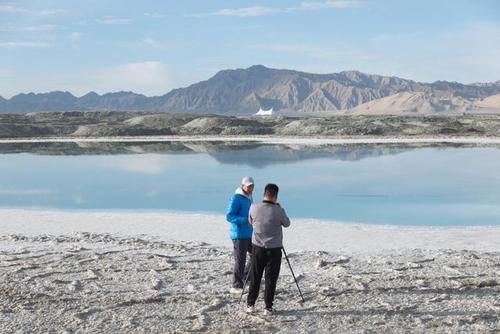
[478,279,498,287]
[151,279,163,290]
[315,259,327,268]
[86,269,100,279]
[68,280,82,292]
[333,256,350,264]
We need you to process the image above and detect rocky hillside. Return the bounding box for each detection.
[1,66,500,114]
[345,92,500,114]
[158,66,500,114]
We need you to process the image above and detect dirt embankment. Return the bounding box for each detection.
[2,112,500,138]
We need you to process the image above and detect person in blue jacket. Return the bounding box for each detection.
[226,176,254,294]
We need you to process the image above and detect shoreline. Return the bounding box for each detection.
[2,208,500,254]
[1,135,500,145]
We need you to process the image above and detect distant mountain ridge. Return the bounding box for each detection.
[1,65,500,114]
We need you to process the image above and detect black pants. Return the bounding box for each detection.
[247,245,282,309]
[232,239,252,289]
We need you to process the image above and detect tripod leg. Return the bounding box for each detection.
[239,259,252,303]
[282,247,305,303]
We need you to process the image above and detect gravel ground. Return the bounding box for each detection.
[1,233,500,333]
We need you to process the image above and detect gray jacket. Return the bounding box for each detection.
[249,201,291,249]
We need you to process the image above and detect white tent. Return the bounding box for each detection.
[255,107,273,116]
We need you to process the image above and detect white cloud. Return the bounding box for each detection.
[144,12,166,18]
[192,2,364,17]
[214,6,279,17]
[191,6,280,18]
[90,61,174,96]
[142,37,171,49]
[0,4,66,16]
[0,188,52,196]
[69,32,82,50]
[34,9,67,16]
[0,41,50,48]
[0,25,16,32]
[143,37,156,46]
[70,32,82,43]
[24,24,58,31]
[96,16,131,25]
[0,24,58,32]
[298,0,364,10]
[0,4,24,13]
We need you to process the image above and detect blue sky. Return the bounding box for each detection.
[0,0,499,97]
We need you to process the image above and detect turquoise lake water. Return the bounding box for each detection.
[1,141,500,226]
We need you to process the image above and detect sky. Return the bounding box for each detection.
[0,0,499,98]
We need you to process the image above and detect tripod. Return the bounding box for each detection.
[239,246,305,304]
[282,247,305,303]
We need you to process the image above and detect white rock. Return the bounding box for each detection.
[151,279,163,290]
[315,259,327,268]
[68,280,82,292]
[86,269,100,279]
[333,256,350,264]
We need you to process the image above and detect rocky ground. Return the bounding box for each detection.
[1,233,499,333]
[2,112,500,138]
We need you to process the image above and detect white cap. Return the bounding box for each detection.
[241,176,254,186]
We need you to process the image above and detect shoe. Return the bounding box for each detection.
[229,287,243,294]
[246,305,255,314]
[263,308,273,316]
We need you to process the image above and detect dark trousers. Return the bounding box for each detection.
[247,245,282,309]
[232,239,252,289]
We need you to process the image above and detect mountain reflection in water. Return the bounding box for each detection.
[1,141,500,226]
[0,141,484,167]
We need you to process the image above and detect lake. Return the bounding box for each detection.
[1,141,500,226]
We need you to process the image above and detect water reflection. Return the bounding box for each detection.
[1,142,500,226]
[0,141,487,167]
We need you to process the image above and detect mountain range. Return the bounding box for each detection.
[1,65,500,114]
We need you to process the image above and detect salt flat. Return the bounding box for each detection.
[2,210,500,332]
[1,232,499,333]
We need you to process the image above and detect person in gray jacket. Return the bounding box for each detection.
[246,183,290,316]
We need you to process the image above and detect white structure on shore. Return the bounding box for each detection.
[255,107,274,116]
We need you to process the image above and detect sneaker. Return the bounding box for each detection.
[263,308,273,316]
[229,287,243,294]
[246,305,255,314]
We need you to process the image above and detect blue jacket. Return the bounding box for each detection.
[225,189,253,240]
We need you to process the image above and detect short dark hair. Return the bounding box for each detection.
[264,183,279,198]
